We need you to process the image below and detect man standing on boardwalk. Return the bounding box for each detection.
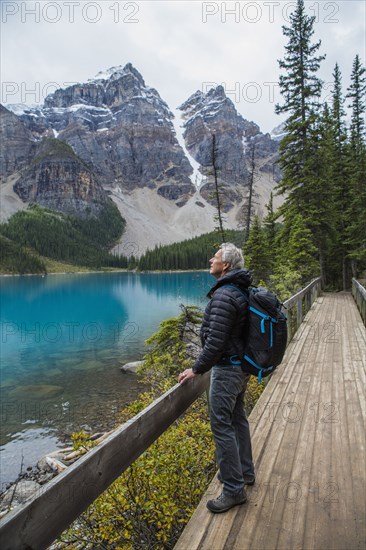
[178,243,255,513]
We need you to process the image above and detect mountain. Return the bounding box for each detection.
[14,138,107,217]
[1,64,283,254]
[8,64,195,206]
[0,105,37,178]
[178,86,281,214]
[178,86,248,210]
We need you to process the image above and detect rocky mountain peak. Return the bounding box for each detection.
[6,64,194,206]
[181,88,248,169]
[90,63,145,85]
[270,121,286,141]
[177,84,280,211]
[206,85,227,101]
[179,85,230,121]
[43,62,166,112]
[2,64,282,239]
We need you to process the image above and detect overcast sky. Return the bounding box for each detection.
[1,0,365,133]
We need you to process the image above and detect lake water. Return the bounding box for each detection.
[0,271,212,488]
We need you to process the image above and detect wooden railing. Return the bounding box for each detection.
[352,278,366,326]
[0,278,321,550]
[282,277,322,342]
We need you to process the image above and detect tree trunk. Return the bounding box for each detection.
[245,144,256,242]
[212,134,225,242]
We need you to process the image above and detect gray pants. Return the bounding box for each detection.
[210,365,254,495]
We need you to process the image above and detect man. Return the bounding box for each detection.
[178,243,255,513]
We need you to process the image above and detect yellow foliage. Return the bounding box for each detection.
[61,395,215,549]
[70,430,97,452]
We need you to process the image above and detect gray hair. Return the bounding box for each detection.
[220,242,244,270]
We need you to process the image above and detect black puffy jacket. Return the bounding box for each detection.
[192,268,253,374]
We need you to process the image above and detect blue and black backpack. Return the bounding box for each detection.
[223,285,288,382]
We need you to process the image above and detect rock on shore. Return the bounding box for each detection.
[120,360,144,373]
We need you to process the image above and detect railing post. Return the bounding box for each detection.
[283,277,321,346]
[305,291,310,314]
[352,278,366,326]
[297,296,303,329]
[286,309,292,344]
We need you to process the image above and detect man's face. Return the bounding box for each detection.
[209,249,229,279]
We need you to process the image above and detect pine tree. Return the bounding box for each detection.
[244,216,271,284]
[300,66,350,289]
[275,0,326,213]
[286,213,319,284]
[274,0,341,288]
[311,103,339,287]
[345,56,366,277]
[263,193,277,255]
[328,63,351,288]
[347,55,366,152]
[331,63,348,177]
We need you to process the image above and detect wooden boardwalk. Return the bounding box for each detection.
[175,293,366,550]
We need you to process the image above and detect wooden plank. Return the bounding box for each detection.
[301,295,345,549]
[200,502,239,549]
[248,296,324,448]
[340,296,366,547]
[249,296,323,438]
[329,296,359,549]
[249,294,333,550]
[232,296,326,549]
[0,372,210,550]
[174,476,222,550]
[275,294,335,550]
[234,297,325,549]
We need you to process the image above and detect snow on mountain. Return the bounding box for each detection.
[270,121,286,141]
[89,65,127,82]
[171,108,203,188]
[6,104,44,117]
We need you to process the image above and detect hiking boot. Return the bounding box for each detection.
[217,472,256,486]
[207,490,247,513]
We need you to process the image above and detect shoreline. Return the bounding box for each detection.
[0,268,209,278]
[0,361,146,491]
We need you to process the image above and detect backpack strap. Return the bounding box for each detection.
[220,284,249,302]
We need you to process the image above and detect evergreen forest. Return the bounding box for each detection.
[270,0,365,291]
[0,201,129,273]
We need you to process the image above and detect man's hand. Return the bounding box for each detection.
[178,368,197,384]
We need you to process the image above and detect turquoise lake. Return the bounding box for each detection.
[0,271,212,488]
